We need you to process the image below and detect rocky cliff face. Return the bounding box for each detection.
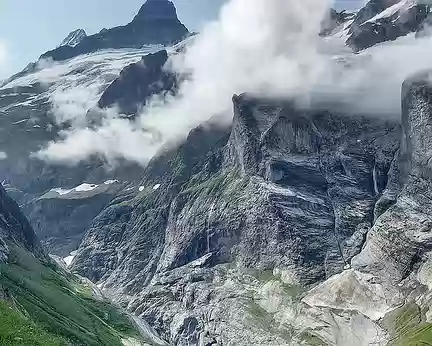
[351,71,432,296]
[98,49,177,115]
[300,70,432,346]
[40,0,189,62]
[0,1,187,259]
[4,0,432,344]
[0,184,45,262]
[328,0,431,51]
[59,29,87,48]
[347,0,429,51]
[0,46,172,257]
[70,93,402,344]
[23,181,123,256]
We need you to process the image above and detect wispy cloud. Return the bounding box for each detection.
[37,0,432,166]
[38,0,331,165]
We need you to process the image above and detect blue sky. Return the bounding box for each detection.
[0,0,364,79]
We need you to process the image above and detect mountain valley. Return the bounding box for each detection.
[1,0,432,345]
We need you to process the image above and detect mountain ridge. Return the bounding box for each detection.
[40,0,189,62]
[2,0,432,344]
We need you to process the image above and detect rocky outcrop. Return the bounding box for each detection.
[320,9,355,36]
[346,0,430,51]
[352,71,432,283]
[0,184,45,262]
[299,70,432,345]
[58,29,87,48]
[98,50,177,115]
[0,47,162,257]
[24,182,122,256]
[71,94,400,344]
[72,121,230,285]
[0,185,145,345]
[40,0,189,61]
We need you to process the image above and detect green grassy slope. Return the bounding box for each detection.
[384,302,432,346]
[0,245,141,346]
[0,300,65,346]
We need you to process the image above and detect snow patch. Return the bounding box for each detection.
[104,179,119,185]
[364,0,416,24]
[190,253,213,268]
[11,119,28,125]
[64,250,78,267]
[75,183,98,192]
[49,182,99,196]
[152,183,161,190]
[332,19,355,40]
[59,29,87,48]
[139,186,145,192]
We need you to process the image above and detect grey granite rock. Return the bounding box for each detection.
[98,50,177,116]
[344,0,430,51]
[72,94,401,344]
[352,71,432,284]
[0,183,45,262]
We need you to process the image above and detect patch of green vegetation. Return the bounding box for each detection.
[281,284,305,300]
[390,323,432,346]
[170,153,188,178]
[0,300,66,346]
[250,269,305,301]
[247,301,270,320]
[245,300,275,331]
[180,169,249,206]
[298,331,328,346]
[383,302,432,346]
[83,299,138,337]
[244,300,296,342]
[253,269,275,283]
[0,245,140,346]
[385,302,422,337]
[182,172,229,198]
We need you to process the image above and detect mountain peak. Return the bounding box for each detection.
[133,0,180,22]
[40,0,188,61]
[58,29,87,48]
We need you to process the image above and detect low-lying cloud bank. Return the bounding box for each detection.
[37,0,432,166]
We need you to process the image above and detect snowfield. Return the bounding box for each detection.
[0,46,164,123]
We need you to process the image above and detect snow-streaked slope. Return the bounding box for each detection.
[364,0,416,24]
[0,46,163,125]
[59,29,87,48]
[40,180,121,200]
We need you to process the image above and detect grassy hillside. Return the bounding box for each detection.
[0,245,141,346]
[384,302,432,346]
[0,300,65,346]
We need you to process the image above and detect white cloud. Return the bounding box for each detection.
[0,39,9,79]
[37,0,432,166]
[38,0,331,164]
[0,151,7,160]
